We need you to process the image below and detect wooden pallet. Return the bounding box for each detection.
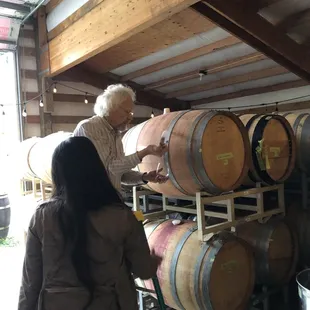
[131,183,285,242]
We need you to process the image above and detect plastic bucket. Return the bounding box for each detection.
[297,269,310,309]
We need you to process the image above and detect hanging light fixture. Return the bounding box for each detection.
[39,96,44,107]
[151,110,154,118]
[84,93,88,104]
[22,105,27,117]
[53,83,57,93]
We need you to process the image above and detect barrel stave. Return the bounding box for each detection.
[0,194,11,239]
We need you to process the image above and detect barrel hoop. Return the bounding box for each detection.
[201,239,223,310]
[164,111,190,195]
[251,115,294,184]
[146,219,168,240]
[244,114,264,183]
[192,111,222,195]
[273,115,294,183]
[194,242,211,310]
[170,226,198,310]
[187,111,210,190]
[27,140,40,178]
[0,225,9,231]
[292,113,309,133]
[255,224,274,284]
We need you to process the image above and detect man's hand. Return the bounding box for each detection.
[143,168,169,184]
[137,137,168,160]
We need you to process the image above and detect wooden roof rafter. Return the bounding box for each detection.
[120,36,241,82]
[192,1,310,83]
[166,65,288,98]
[56,65,190,111]
[144,52,267,90]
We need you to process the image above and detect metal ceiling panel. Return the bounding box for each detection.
[111,27,231,76]
[156,59,279,93]
[178,73,300,101]
[133,43,257,85]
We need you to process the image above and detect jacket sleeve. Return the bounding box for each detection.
[18,213,43,310]
[124,210,157,280]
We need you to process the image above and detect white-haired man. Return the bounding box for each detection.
[73,84,168,194]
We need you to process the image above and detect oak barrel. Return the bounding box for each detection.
[123,110,251,197]
[236,220,298,285]
[19,132,72,184]
[239,114,296,185]
[286,206,310,267]
[281,112,310,173]
[15,136,41,180]
[0,194,11,239]
[138,219,255,310]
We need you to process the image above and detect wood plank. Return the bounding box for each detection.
[46,0,63,14]
[23,69,37,80]
[121,36,240,82]
[57,65,189,110]
[236,100,310,114]
[53,93,96,103]
[191,79,309,106]
[84,8,216,73]
[192,1,310,82]
[48,0,105,41]
[48,0,199,76]
[166,66,288,98]
[145,52,266,90]
[27,115,149,124]
[19,28,35,40]
[18,47,36,57]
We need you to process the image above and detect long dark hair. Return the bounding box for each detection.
[51,136,122,309]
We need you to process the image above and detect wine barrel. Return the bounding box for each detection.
[15,136,41,180]
[0,194,11,239]
[138,219,255,310]
[286,205,310,267]
[239,114,296,185]
[281,112,310,173]
[19,132,72,184]
[123,110,251,197]
[236,220,298,285]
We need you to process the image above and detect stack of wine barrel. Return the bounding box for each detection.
[18,111,309,310]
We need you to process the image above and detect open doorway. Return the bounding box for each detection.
[0,50,25,310]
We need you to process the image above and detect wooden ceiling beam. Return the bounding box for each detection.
[56,65,189,110]
[191,79,308,106]
[192,1,310,82]
[84,8,216,73]
[166,65,288,98]
[46,0,63,14]
[236,99,310,114]
[145,52,266,90]
[121,36,241,82]
[48,0,200,76]
[277,8,310,32]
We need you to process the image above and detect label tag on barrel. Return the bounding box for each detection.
[256,139,266,171]
[216,152,234,166]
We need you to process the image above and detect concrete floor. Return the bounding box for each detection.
[0,194,38,310]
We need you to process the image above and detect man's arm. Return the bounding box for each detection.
[73,122,144,175]
[121,171,146,186]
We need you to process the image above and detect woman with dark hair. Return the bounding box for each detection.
[18,136,160,310]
